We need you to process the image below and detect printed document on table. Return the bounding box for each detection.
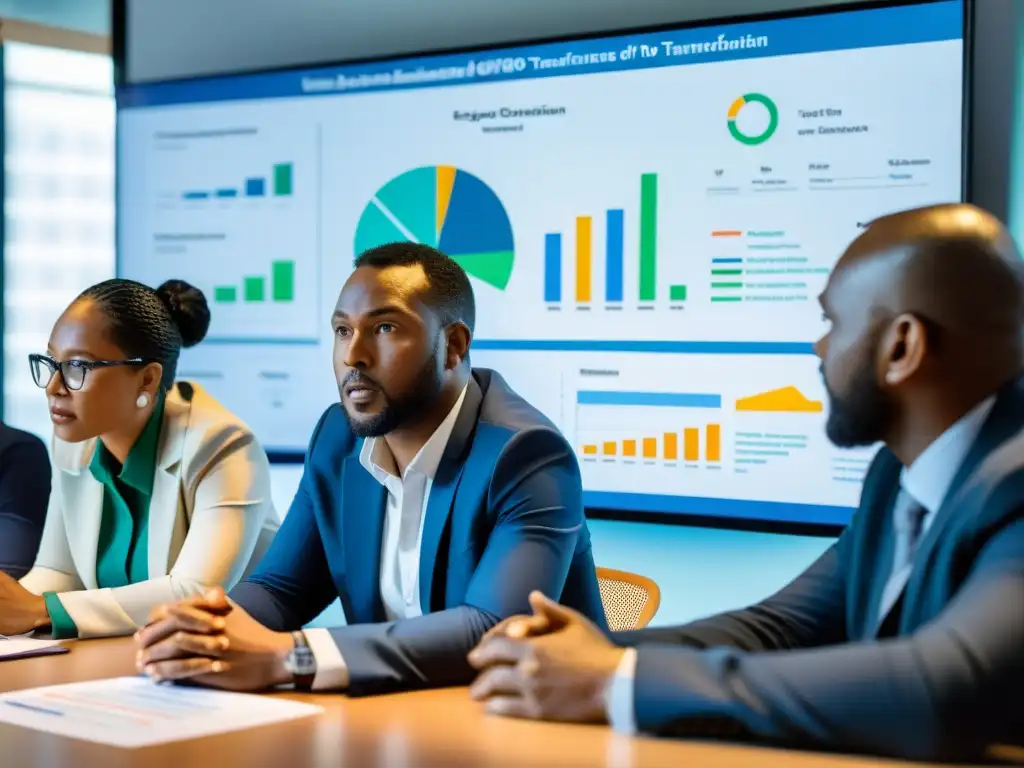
[0,676,322,747]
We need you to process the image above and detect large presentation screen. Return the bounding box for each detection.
[117,0,966,525]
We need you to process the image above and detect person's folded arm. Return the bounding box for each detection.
[321,428,587,697]
[47,426,276,639]
[0,436,51,579]
[625,516,1024,763]
[614,529,850,651]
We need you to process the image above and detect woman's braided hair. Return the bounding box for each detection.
[77,278,210,390]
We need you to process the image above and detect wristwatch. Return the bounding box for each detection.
[283,630,317,691]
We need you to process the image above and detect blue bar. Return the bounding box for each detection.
[583,490,854,526]
[182,191,209,200]
[472,339,815,355]
[544,233,562,302]
[245,177,266,196]
[215,188,238,198]
[712,258,743,264]
[605,209,624,302]
[577,391,722,408]
[117,1,962,109]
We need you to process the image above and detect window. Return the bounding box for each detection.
[2,41,114,440]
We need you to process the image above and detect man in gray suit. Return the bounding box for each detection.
[468,203,1024,763]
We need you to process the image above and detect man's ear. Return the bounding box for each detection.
[445,323,471,370]
[879,313,928,387]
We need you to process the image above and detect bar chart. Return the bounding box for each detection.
[181,162,294,201]
[582,424,722,463]
[575,390,723,467]
[213,260,296,304]
[543,173,687,308]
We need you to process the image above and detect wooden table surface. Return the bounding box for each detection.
[0,637,1008,767]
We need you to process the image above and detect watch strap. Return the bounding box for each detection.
[289,630,316,692]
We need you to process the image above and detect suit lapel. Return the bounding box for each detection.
[907,376,1024,593]
[418,376,483,612]
[65,467,105,590]
[341,454,387,623]
[50,437,104,589]
[148,388,189,578]
[861,471,901,638]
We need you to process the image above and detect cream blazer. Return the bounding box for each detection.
[20,382,279,638]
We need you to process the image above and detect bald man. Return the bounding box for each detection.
[467,203,1024,762]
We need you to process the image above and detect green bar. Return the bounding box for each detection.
[273,163,293,196]
[244,276,265,302]
[639,173,657,301]
[272,260,295,301]
[669,284,687,301]
[711,296,742,302]
[214,286,237,303]
[711,269,743,275]
[711,282,743,289]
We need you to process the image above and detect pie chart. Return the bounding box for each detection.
[353,166,515,290]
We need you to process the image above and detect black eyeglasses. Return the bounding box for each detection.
[28,354,153,392]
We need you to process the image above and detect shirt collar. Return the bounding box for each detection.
[89,394,166,495]
[359,383,469,485]
[900,394,995,515]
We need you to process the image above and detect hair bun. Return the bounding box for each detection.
[155,279,211,348]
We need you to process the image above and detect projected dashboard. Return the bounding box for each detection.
[117,0,966,525]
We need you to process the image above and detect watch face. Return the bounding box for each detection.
[286,647,317,676]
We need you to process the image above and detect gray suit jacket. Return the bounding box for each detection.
[615,375,1024,762]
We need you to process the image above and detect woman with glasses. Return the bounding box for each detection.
[0,278,279,639]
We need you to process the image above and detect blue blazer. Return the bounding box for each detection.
[0,423,50,578]
[232,368,605,695]
[614,375,1024,761]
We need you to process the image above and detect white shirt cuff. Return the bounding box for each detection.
[303,628,350,691]
[604,647,638,734]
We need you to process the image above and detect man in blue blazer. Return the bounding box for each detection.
[469,203,1024,762]
[135,243,605,695]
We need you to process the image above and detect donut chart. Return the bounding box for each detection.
[727,93,779,145]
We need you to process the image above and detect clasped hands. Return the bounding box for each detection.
[133,586,623,725]
[134,587,294,691]
[467,591,626,724]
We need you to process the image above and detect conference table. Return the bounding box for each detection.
[0,638,1016,767]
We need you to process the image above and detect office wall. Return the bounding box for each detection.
[117,0,1023,627]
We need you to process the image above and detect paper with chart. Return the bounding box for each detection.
[0,676,322,747]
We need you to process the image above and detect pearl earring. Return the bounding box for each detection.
[136,393,150,409]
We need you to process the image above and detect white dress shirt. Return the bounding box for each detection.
[303,384,469,690]
[605,394,996,734]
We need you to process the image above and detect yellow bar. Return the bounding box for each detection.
[602,441,617,456]
[642,437,657,459]
[575,216,592,302]
[684,428,699,461]
[663,432,678,461]
[583,445,598,455]
[707,424,721,462]
[622,439,637,457]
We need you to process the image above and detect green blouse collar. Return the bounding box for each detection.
[89,394,166,494]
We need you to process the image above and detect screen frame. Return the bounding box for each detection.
[112,0,974,536]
